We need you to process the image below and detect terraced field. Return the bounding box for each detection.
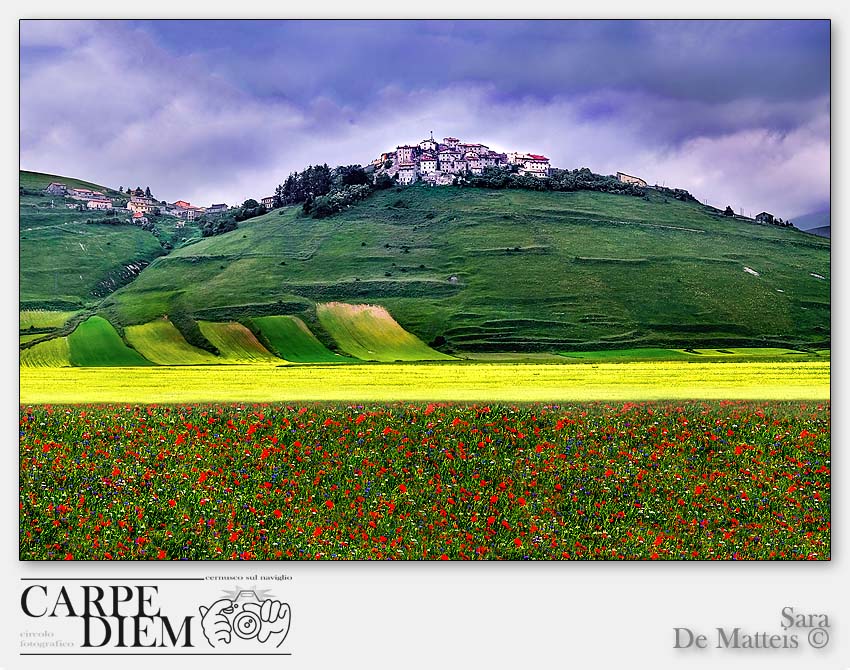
[251,315,352,363]
[67,316,152,367]
[197,321,281,363]
[559,347,828,362]
[317,302,454,362]
[20,310,80,330]
[19,336,71,368]
[125,320,221,365]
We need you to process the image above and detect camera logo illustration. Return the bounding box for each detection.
[199,588,291,649]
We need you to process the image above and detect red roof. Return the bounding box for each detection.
[528,154,549,161]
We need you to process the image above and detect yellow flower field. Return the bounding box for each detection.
[19,361,829,404]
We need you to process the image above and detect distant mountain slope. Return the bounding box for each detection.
[807,225,830,239]
[793,208,830,231]
[95,185,829,352]
[20,170,124,198]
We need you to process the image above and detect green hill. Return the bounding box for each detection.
[124,319,222,365]
[20,170,125,198]
[19,171,203,310]
[68,316,153,366]
[250,315,353,363]
[94,185,828,353]
[196,321,281,363]
[317,302,454,361]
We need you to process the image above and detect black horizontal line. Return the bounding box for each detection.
[20,578,204,581]
[21,653,292,656]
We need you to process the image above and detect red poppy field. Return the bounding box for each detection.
[19,401,830,560]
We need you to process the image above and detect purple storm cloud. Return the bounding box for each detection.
[20,19,829,219]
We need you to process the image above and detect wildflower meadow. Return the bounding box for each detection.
[19,401,829,560]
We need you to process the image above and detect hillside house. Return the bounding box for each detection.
[44,182,67,195]
[173,200,192,209]
[419,154,438,175]
[419,133,438,153]
[443,137,460,150]
[755,212,775,224]
[68,187,106,201]
[397,163,419,185]
[518,154,550,178]
[207,203,228,215]
[127,198,157,214]
[396,145,418,164]
[262,196,275,209]
[616,172,647,187]
[87,198,113,210]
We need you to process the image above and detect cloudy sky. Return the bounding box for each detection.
[20,19,829,218]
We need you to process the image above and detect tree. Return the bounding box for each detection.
[374,173,393,190]
[119,186,124,193]
[241,198,259,209]
[145,186,152,198]
[339,165,368,187]
[273,184,284,208]
[724,205,734,216]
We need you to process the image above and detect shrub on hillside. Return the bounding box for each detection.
[311,184,374,219]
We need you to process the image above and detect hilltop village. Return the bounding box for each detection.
[370,133,552,185]
[43,182,230,227]
[38,132,796,233]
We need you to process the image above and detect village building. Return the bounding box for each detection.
[755,212,775,224]
[616,172,647,187]
[396,145,418,164]
[127,198,158,214]
[173,200,192,209]
[87,198,113,210]
[397,162,419,185]
[68,187,107,201]
[518,154,550,178]
[419,132,438,153]
[262,196,275,210]
[419,154,438,175]
[376,132,551,185]
[206,203,228,215]
[44,182,67,195]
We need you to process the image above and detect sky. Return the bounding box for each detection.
[20,19,830,219]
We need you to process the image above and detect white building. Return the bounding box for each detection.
[397,163,419,185]
[396,145,417,164]
[68,187,106,201]
[419,133,438,153]
[419,154,438,175]
[127,198,158,213]
[87,198,113,210]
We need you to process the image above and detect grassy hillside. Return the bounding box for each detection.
[68,316,153,366]
[196,321,281,363]
[20,336,71,368]
[317,303,454,361]
[125,320,222,365]
[250,315,353,363]
[19,170,199,308]
[20,170,125,198]
[95,185,829,352]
